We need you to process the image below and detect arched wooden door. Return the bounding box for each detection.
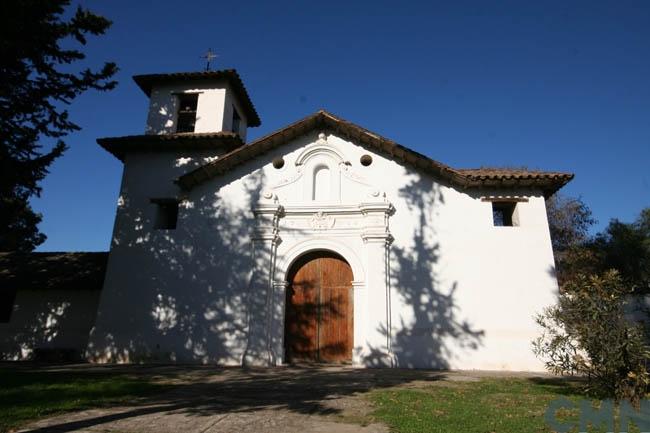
[284,251,353,363]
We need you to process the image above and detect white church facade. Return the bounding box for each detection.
[1,70,573,370]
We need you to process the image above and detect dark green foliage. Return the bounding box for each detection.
[556,209,650,294]
[0,0,117,251]
[590,209,650,295]
[541,202,650,401]
[534,270,650,402]
[547,194,649,295]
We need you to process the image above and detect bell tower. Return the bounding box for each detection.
[133,70,261,142]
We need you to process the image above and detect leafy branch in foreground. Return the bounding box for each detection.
[533,270,650,403]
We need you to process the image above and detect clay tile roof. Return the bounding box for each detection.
[97,132,244,162]
[132,70,261,127]
[176,110,574,197]
[0,252,108,291]
[457,168,574,185]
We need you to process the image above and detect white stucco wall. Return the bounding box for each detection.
[89,130,559,370]
[145,81,247,140]
[0,289,101,360]
[87,147,252,364]
[222,83,249,141]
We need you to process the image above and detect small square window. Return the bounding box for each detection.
[0,289,17,323]
[153,200,178,230]
[176,94,198,133]
[232,106,241,134]
[492,202,517,227]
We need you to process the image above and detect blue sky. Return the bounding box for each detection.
[34,0,650,251]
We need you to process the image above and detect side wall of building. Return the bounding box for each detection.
[0,289,101,360]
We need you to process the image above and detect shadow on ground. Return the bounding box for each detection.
[10,364,453,432]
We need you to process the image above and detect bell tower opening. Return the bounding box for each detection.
[133,70,261,141]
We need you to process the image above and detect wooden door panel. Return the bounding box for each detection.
[286,255,319,360]
[319,256,353,362]
[319,285,351,362]
[321,256,353,286]
[285,252,353,363]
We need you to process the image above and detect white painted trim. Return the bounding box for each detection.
[275,237,366,284]
[294,133,348,166]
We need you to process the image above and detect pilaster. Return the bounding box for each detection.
[243,199,283,366]
[358,201,396,367]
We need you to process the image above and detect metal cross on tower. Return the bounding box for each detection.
[201,48,218,71]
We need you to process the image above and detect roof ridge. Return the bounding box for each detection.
[243,110,325,148]
[132,68,238,77]
[175,109,573,196]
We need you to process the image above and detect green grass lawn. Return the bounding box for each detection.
[0,368,167,433]
[369,377,641,433]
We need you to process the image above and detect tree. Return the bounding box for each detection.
[554,208,650,293]
[535,207,650,401]
[0,0,117,251]
[533,270,650,402]
[591,209,650,294]
[546,193,595,255]
[545,194,596,285]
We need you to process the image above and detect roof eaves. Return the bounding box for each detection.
[97,133,244,162]
[0,252,108,291]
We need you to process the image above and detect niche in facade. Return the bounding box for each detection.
[312,164,331,201]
